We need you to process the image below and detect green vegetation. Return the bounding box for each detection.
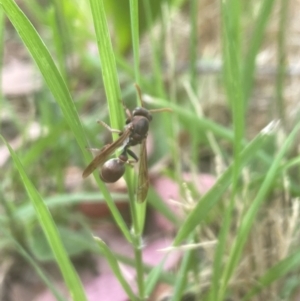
[0,0,299,300]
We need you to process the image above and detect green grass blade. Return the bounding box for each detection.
[242,0,276,104]
[145,256,167,297]
[210,1,243,299]
[14,192,127,222]
[141,0,166,97]
[129,0,140,86]
[219,121,300,297]
[0,6,4,98]
[94,237,138,301]
[88,0,124,132]
[173,125,274,246]
[1,136,87,301]
[170,243,193,301]
[242,251,300,301]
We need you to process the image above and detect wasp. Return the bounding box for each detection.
[82,85,170,202]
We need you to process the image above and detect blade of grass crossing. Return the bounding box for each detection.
[94,237,138,301]
[242,0,276,104]
[1,136,88,301]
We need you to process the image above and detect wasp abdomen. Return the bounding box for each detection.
[100,158,125,183]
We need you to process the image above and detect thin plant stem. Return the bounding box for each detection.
[189,0,198,92]
[276,0,290,129]
[129,1,145,298]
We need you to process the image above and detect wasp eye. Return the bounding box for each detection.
[100,159,125,183]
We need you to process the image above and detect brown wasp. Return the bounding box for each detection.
[82,85,171,203]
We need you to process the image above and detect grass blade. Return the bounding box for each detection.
[88,0,124,132]
[210,1,244,299]
[170,240,193,301]
[94,237,138,301]
[129,0,140,86]
[242,0,276,104]
[145,256,167,297]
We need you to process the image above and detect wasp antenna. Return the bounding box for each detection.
[134,83,145,107]
[148,108,173,113]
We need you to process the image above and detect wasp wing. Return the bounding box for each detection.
[82,128,131,178]
[136,139,149,203]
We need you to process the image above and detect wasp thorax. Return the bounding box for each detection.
[100,158,125,183]
[133,116,149,137]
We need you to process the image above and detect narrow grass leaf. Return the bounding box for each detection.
[275,0,290,126]
[14,192,127,221]
[242,251,300,301]
[0,6,4,97]
[170,242,193,301]
[129,0,140,86]
[211,1,243,299]
[146,96,234,141]
[145,256,167,297]
[242,0,276,104]
[149,96,276,169]
[94,237,138,301]
[141,0,166,97]
[88,0,124,132]
[1,136,87,301]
